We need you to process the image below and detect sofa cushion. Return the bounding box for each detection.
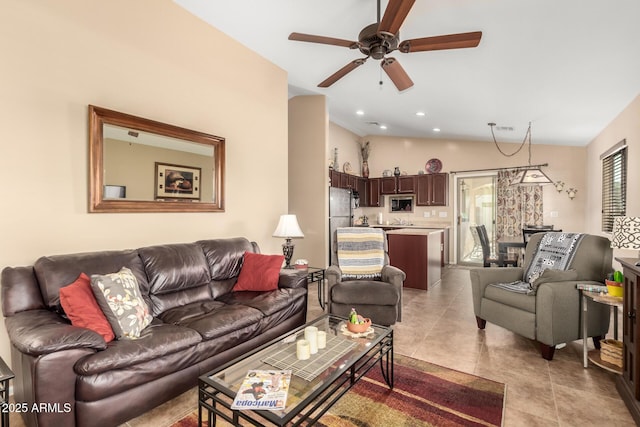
[218,287,307,317]
[197,238,257,281]
[138,243,212,316]
[138,243,211,295]
[74,319,202,375]
[160,302,263,341]
[33,249,149,310]
[483,285,536,313]
[233,252,284,292]
[91,267,153,339]
[59,273,115,342]
[330,281,400,306]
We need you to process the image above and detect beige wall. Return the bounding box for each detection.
[288,96,329,267]
[1,1,288,366]
[586,94,640,263]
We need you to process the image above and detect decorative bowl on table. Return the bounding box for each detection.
[605,280,624,297]
[347,318,372,333]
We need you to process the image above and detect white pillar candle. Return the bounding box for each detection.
[296,339,310,360]
[304,326,318,354]
[317,331,327,349]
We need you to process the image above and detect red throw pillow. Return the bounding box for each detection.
[59,273,115,342]
[233,252,284,292]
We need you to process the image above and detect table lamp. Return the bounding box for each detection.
[611,216,640,266]
[273,214,304,269]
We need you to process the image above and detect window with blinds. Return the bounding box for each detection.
[602,145,627,232]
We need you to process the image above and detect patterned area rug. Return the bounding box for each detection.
[173,355,505,427]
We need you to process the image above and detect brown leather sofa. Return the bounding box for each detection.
[1,237,308,427]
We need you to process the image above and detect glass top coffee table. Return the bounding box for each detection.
[198,314,393,426]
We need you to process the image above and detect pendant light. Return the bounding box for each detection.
[488,122,553,186]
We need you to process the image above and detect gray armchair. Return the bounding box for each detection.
[326,228,405,326]
[471,233,613,360]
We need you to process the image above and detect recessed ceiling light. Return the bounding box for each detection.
[356,110,365,115]
[433,128,441,132]
[416,111,426,117]
[380,125,387,130]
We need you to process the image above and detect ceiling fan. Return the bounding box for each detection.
[288,0,482,91]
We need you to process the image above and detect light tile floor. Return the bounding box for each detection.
[10,266,635,426]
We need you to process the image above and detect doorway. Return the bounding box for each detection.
[455,174,497,265]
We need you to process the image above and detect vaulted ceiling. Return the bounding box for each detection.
[175,0,640,146]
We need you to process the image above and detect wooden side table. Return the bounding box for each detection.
[0,357,15,427]
[581,289,623,373]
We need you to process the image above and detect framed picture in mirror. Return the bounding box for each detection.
[155,163,201,200]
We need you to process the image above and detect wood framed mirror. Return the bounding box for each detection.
[89,105,225,212]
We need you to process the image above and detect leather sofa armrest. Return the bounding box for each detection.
[470,267,524,316]
[277,269,308,289]
[5,310,107,356]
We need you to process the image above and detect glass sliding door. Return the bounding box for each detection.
[455,174,497,265]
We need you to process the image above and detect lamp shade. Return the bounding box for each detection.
[611,217,640,249]
[272,215,304,238]
[511,167,553,185]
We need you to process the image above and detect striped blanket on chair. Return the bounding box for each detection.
[337,227,385,279]
[489,232,585,295]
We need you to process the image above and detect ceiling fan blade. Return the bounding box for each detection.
[288,32,358,49]
[378,0,415,36]
[399,31,482,53]
[318,58,367,88]
[381,57,413,91]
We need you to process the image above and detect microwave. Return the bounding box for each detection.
[390,196,414,213]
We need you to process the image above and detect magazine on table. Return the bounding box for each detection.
[231,369,291,411]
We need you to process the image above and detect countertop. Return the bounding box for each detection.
[385,228,445,236]
[370,224,450,230]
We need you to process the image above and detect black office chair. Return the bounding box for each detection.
[474,225,518,267]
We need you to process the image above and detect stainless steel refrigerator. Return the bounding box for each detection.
[329,187,354,265]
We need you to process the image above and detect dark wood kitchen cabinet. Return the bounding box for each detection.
[387,229,443,290]
[380,175,416,194]
[397,175,416,193]
[329,169,342,188]
[356,177,367,206]
[616,258,640,425]
[380,177,397,194]
[367,178,383,207]
[329,169,358,190]
[416,173,448,206]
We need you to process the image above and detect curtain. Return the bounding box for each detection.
[496,170,543,240]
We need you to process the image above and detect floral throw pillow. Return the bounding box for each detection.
[91,267,153,339]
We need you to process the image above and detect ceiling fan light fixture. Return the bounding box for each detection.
[289,0,481,90]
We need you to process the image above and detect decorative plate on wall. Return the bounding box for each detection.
[343,162,353,174]
[425,158,442,173]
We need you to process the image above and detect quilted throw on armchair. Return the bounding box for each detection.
[490,232,585,294]
[336,227,385,279]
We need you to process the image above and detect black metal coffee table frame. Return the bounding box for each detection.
[198,314,393,426]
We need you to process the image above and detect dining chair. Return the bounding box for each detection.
[475,225,518,267]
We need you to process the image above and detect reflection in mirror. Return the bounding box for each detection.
[89,106,225,212]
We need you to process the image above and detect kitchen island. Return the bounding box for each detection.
[386,228,444,290]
